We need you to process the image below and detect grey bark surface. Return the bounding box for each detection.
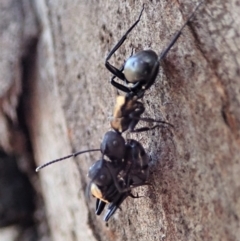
[1,0,240,240]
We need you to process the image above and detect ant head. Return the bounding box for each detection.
[100,131,126,161]
[88,159,112,186]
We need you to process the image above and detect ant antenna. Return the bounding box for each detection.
[158,0,204,61]
[36,149,101,172]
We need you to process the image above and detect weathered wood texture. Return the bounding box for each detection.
[0,1,51,240]
[1,0,240,240]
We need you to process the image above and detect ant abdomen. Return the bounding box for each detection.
[124,50,159,86]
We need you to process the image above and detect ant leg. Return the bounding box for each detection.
[111,50,140,94]
[105,5,145,84]
[111,65,131,93]
[104,192,129,221]
[158,1,203,62]
[130,124,173,134]
[133,116,174,128]
[95,199,106,215]
[111,76,130,93]
[110,45,136,93]
[104,162,133,193]
[129,193,142,199]
[128,104,146,131]
[108,166,149,193]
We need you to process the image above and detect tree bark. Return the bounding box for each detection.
[1,0,240,240]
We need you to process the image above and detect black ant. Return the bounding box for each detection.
[105,1,203,98]
[36,1,204,221]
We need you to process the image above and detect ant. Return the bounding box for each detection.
[36,1,204,221]
[105,1,203,98]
